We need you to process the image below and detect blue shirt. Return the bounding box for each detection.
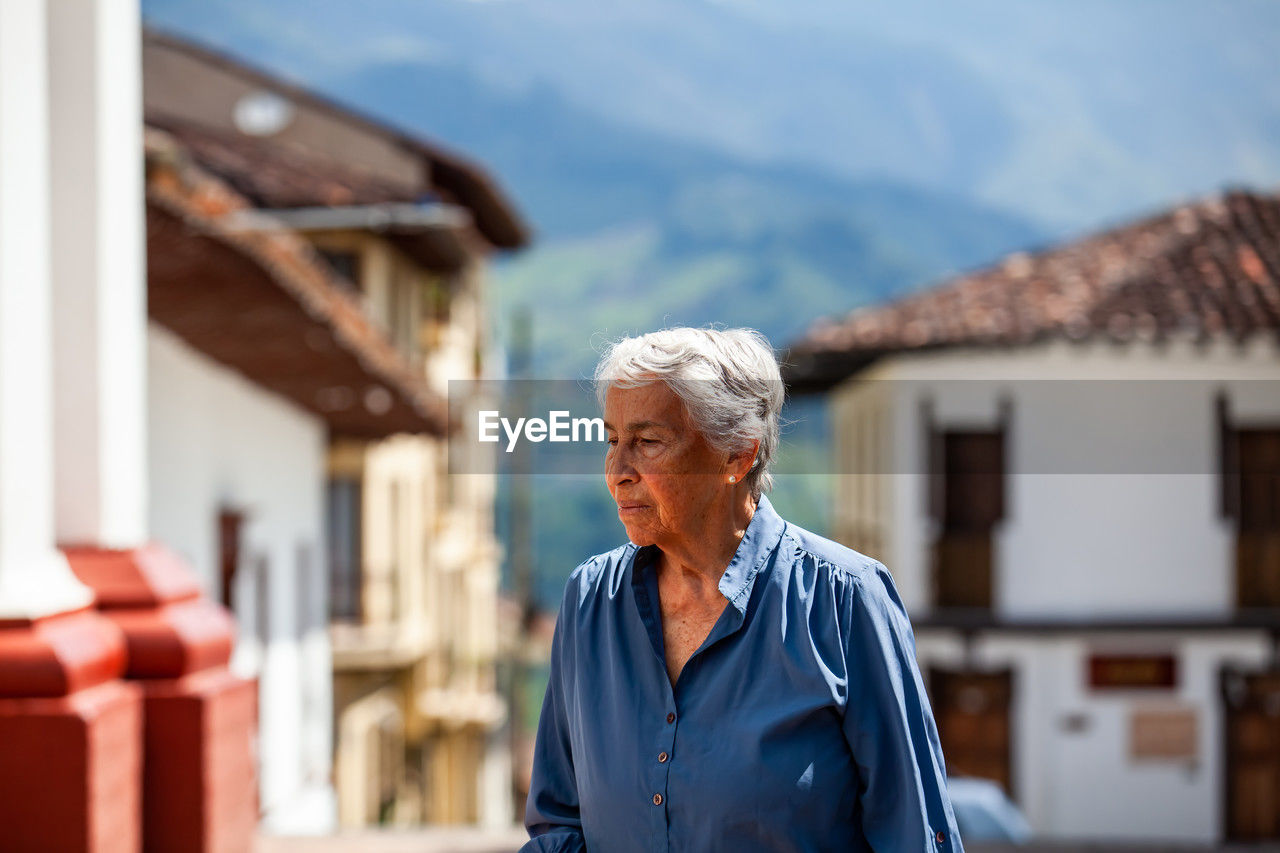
[523,494,963,853]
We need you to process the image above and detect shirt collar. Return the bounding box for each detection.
[632,493,787,616]
[717,493,786,612]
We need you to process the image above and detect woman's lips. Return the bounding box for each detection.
[617,503,648,515]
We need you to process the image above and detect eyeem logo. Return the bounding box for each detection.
[478,410,606,452]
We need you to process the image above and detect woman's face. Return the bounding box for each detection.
[603,381,729,547]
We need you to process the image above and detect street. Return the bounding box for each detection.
[256,829,1277,852]
[256,827,530,853]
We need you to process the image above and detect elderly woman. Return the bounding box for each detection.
[523,327,962,852]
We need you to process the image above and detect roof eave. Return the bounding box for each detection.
[143,27,532,252]
[145,134,450,439]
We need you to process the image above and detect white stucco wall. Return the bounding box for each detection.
[832,333,1280,841]
[146,321,335,834]
[915,631,1273,841]
[829,334,1280,617]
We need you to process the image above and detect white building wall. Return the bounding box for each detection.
[834,334,1280,840]
[146,321,336,833]
[916,632,1272,841]
[829,335,1280,617]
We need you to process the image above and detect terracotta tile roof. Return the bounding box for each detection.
[147,116,426,210]
[144,29,529,250]
[144,127,449,439]
[143,119,494,273]
[784,189,1280,390]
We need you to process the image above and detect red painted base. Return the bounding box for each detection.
[141,668,258,853]
[0,610,142,853]
[63,543,259,853]
[61,543,234,679]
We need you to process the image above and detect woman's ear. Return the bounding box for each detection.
[727,440,761,481]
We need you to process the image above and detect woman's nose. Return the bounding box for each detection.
[607,443,637,485]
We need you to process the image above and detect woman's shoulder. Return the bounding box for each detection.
[560,541,640,611]
[781,521,887,590]
[779,520,915,643]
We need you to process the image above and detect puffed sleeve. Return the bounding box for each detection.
[521,573,587,853]
[841,563,964,852]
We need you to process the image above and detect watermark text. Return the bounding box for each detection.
[478,410,606,452]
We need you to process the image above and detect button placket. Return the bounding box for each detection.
[652,708,676,822]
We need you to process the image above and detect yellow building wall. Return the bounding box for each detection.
[324,233,508,828]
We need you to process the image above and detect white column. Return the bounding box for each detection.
[49,0,148,548]
[0,0,94,618]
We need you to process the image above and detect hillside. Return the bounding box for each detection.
[319,59,1041,376]
[139,0,1280,597]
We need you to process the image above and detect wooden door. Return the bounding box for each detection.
[1223,668,1280,840]
[930,668,1014,796]
[1236,431,1280,607]
[933,431,1004,609]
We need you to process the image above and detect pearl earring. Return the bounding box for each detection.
[728,475,736,484]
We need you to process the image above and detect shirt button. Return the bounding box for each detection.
[652,793,664,806]
[658,751,669,763]
[666,712,676,724]
[935,830,946,844]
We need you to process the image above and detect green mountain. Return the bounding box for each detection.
[139,7,1049,597]
[319,60,1042,377]
[140,0,1280,602]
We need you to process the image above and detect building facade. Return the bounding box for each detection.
[145,113,467,832]
[141,31,528,829]
[0,2,260,849]
[786,190,1280,843]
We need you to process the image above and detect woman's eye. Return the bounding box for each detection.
[607,438,618,446]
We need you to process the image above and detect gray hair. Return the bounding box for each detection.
[592,326,785,499]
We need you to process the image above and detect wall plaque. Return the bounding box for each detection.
[1130,707,1198,760]
[1089,654,1177,690]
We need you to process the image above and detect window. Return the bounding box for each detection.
[318,249,362,294]
[1224,427,1280,608]
[1220,394,1280,608]
[392,267,419,361]
[925,397,1010,610]
[420,275,452,352]
[327,477,363,622]
[217,508,245,610]
[933,431,1004,608]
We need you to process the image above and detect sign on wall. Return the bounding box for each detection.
[1130,707,1198,761]
[1089,653,1178,690]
